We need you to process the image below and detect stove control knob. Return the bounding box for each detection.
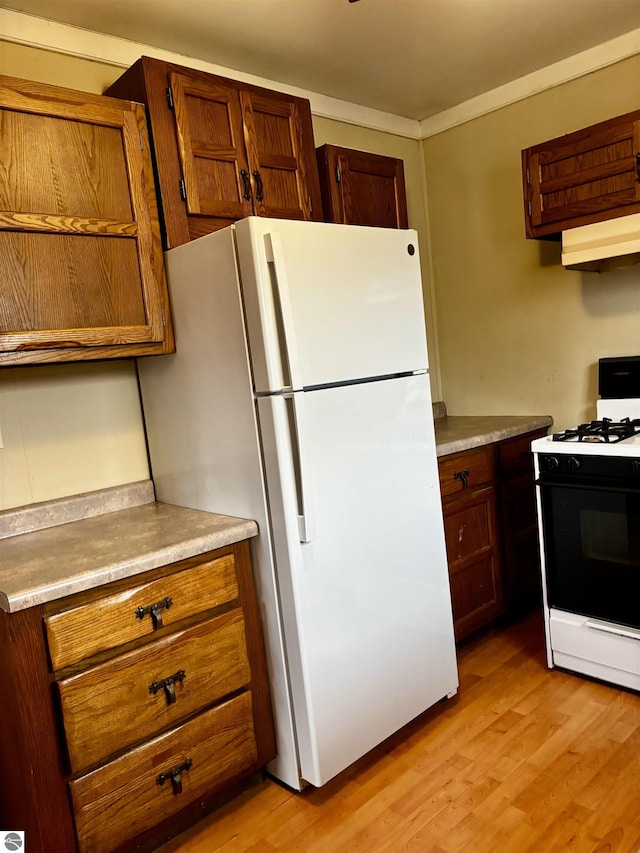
[543,456,559,471]
[567,456,581,471]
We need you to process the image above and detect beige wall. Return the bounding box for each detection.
[1,37,637,510]
[0,44,153,510]
[0,42,437,509]
[423,55,640,430]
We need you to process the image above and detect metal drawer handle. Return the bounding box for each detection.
[240,169,252,200]
[157,757,192,795]
[585,620,640,642]
[135,596,173,630]
[453,468,471,488]
[252,169,264,201]
[149,668,186,704]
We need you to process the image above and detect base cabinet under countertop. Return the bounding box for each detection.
[0,540,275,853]
[438,428,548,643]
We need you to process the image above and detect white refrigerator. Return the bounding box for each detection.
[138,216,458,790]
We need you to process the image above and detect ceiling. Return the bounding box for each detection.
[1,0,639,120]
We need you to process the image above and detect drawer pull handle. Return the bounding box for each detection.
[149,668,186,704]
[240,169,252,200]
[453,468,471,488]
[135,596,173,630]
[157,757,192,795]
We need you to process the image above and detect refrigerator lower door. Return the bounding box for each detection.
[257,373,458,787]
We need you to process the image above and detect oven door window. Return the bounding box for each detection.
[541,483,640,629]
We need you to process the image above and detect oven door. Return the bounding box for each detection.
[539,478,640,629]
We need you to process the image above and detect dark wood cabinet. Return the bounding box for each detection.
[105,57,323,248]
[521,110,640,239]
[438,428,547,643]
[316,144,408,228]
[438,445,503,643]
[0,74,173,366]
[497,429,547,613]
[0,541,275,853]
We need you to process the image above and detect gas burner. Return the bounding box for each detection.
[552,417,640,443]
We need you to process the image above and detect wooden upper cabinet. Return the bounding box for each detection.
[105,57,323,248]
[169,72,254,222]
[316,144,409,228]
[0,74,173,366]
[522,110,640,239]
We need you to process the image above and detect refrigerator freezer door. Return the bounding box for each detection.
[256,373,458,787]
[234,217,429,393]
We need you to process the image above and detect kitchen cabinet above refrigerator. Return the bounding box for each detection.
[315,144,409,229]
[105,57,324,248]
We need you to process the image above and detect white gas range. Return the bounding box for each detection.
[532,356,640,692]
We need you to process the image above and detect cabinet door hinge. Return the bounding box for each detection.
[335,164,341,183]
[138,130,144,151]
[166,87,175,110]
[526,167,530,184]
[178,179,187,201]
[528,200,532,216]
[161,307,167,327]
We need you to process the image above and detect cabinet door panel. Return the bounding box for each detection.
[170,72,253,221]
[316,145,408,228]
[522,110,640,237]
[0,75,171,361]
[241,91,312,220]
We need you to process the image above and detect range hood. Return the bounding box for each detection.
[561,213,640,272]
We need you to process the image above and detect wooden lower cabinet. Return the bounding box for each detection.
[0,541,275,853]
[438,429,547,642]
[497,429,548,613]
[439,445,503,643]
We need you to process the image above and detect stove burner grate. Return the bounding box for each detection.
[552,417,640,443]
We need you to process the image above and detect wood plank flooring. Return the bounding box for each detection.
[156,611,640,853]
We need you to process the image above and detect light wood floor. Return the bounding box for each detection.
[157,611,640,853]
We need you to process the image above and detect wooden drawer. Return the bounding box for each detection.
[59,610,250,773]
[70,691,257,853]
[45,551,239,671]
[438,445,494,499]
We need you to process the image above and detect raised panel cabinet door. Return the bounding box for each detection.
[0,74,172,364]
[316,145,409,228]
[169,71,254,222]
[241,89,315,220]
[443,487,504,642]
[522,110,640,238]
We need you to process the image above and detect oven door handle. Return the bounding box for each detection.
[585,620,640,642]
[536,479,640,494]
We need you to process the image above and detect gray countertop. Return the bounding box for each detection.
[435,414,553,457]
[0,481,257,613]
